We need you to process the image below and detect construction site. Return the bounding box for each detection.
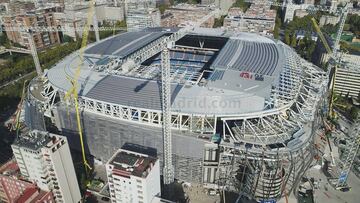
[22,24,329,201]
[1,1,357,202]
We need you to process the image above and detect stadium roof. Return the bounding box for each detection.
[85,31,166,58]
[44,29,295,116]
[211,33,281,76]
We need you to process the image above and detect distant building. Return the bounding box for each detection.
[294,9,309,18]
[319,15,339,26]
[224,4,276,35]
[161,4,215,28]
[0,160,55,203]
[334,54,360,98]
[284,3,312,22]
[106,149,161,203]
[126,0,160,31]
[2,6,62,50]
[11,130,81,203]
[296,30,318,41]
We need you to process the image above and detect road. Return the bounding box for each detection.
[0,71,35,89]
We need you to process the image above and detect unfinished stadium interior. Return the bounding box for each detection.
[25,28,328,201]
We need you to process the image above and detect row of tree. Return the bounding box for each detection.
[0,41,81,85]
[283,16,317,61]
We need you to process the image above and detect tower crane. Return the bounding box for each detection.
[63,0,97,176]
[336,121,360,189]
[306,4,359,190]
[12,0,219,185]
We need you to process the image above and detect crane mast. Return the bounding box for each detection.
[161,45,174,185]
[27,31,42,76]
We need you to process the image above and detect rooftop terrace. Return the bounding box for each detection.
[108,149,157,178]
[12,130,52,151]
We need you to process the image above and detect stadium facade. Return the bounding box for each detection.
[25,28,327,201]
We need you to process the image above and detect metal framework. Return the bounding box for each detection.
[336,121,360,188]
[161,47,175,184]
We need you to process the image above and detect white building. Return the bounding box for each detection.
[11,130,82,203]
[334,54,360,98]
[125,0,160,31]
[106,149,161,203]
[224,4,276,35]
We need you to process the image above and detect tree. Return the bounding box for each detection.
[291,34,297,47]
[285,32,290,44]
[350,106,359,120]
[213,15,226,28]
[273,17,281,39]
[232,0,250,12]
[158,4,168,14]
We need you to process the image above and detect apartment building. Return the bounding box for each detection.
[0,160,55,203]
[11,130,81,203]
[2,6,62,50]
[126,0,160,31]
[161,4,215,28]
[224,4,276,35]
[106,149,161,203]
[334,54,360,98]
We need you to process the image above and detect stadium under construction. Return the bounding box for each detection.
[25,28,327,201]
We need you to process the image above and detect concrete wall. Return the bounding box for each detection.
[55,106,208,183]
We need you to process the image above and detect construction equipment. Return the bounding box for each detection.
[161,45,174,185]
[336,121,360,189]
[310,4,350,118]
[310,4,360,189]
[63,0,97,176]
[27,31,42,76]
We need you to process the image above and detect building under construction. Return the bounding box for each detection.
[25,28,327,201]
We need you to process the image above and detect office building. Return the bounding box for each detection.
[224,4,276,35]
[11,130,81,203]
[334,54,360,98]
[106,149,161,203]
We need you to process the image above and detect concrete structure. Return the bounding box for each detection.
[106,149,161,203]
[224,4,276,35]
[284,3,313,22]
[0,160,55,203]
[161,4,215,28]
[334,54,360,98]
[25,28,327,202]
[11,130,81,203]
[54,2,125,40]
[2,6,62,50]
[294,9,309,18]
[126,0,160,31]
[319,15,340,26]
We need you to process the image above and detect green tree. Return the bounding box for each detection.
[291,34,297,47]
[350,106,359,120]
[213,15,226,28]
[273,17,281,39]
[232,0,250,12]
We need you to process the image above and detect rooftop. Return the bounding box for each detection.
[0,160,19,176]
[108,149,157,178]
[12,130,53,151]
[40,28,304,116]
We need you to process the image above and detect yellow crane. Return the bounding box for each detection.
[310,18,337,119]
[64,0,97,176]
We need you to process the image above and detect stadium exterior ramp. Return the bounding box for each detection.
[25,28,328,201]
